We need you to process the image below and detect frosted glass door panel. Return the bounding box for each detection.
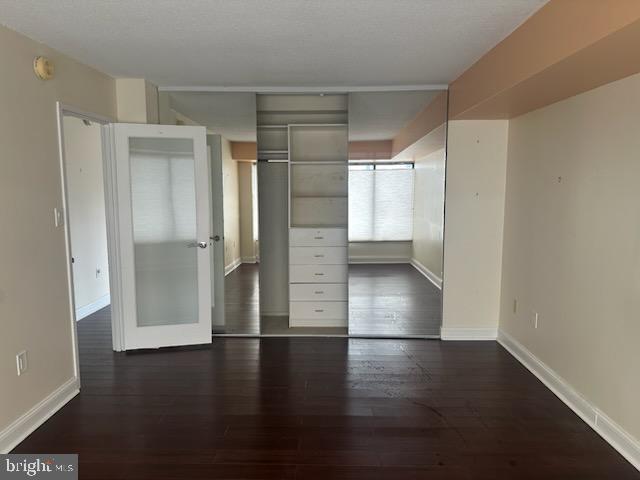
[130,137,198,327]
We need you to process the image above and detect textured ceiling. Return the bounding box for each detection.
[0,0,546,87]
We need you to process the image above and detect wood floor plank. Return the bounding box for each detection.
[10,303,639,478]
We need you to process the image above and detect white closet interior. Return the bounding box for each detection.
[257,94,349,329]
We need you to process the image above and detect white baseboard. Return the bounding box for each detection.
[440,327,497,340]
[76,293,110,320]
[348,256,410,264]
[224,258,242,276]
[498,330,640,471]
[241,256,257,264]
[0,376,79,453]
[410,258,442,289]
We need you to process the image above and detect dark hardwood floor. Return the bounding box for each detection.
[12,308,638,479]
[349,264,441,336]
[222,263,260,335]
[222,263,441,336]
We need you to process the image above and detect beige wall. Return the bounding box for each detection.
[0,25,116,442]
[63,116,110,313]
[222,138,241,270]
[500,72,640,442]
[442,120,508,335]
[115,78,158,123]
[412,147,445,280]
[238,162,256,262]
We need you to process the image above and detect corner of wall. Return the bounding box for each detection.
[441,119,509,339]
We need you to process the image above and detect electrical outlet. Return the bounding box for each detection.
[16,350,28,376]
[534,312,539,329]
[513,299,517,314]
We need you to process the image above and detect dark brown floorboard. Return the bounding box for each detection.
[12,307,638,479]
[348,264,441,336]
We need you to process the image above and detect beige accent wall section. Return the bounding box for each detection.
[500,72,640,443]
[233,141,394,162]
[238,162,256,262]
[411,147,445,282]
[442,120,508,337]
[449,0,640,119]
[0,24,116,445]
[63,116,110,311]
[391,92,447,158]
[115,78,158,123]
[348,140,392,160]
[222,138,241,270]
[231,142,257,161]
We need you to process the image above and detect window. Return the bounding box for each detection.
[348,163,414,241]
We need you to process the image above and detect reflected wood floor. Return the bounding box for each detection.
[348,264,441,336]
[13,309,639,479]
[223,263,441,336]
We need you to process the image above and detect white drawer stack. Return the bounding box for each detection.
[289,227,348,327]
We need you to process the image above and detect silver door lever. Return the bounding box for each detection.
[187,242,208,249]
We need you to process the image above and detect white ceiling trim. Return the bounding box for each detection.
[159,85,449,93]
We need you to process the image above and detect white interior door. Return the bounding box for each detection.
[108,123,212,350]
[207,135,226,330]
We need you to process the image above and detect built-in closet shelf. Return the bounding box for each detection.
[258,149,288,161]
[289,124,349,163]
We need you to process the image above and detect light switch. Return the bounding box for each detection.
[54,207,64,227]
[16,350,28,376]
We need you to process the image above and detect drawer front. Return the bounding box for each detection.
[289,228,347,247]
[289,301,348,321]
[290,265,348,283]
[290,283,347,301]
[289,246,347,265]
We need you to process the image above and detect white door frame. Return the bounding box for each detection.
[55,102,114,387]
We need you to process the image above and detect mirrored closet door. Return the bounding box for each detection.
[347,90,448,337]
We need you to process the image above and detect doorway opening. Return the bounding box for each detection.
[57,104,113,376]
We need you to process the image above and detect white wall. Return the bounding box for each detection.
[222,138,241,271]
[412,147,445,281]
[63,116,110,317]
[442,120,508,338]
[0,24,116,450]
[500,72,640,444]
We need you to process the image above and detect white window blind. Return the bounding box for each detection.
[130,150,196,244]
[348,164,414,241]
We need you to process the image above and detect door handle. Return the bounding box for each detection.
[210,235,221,242]
[187,241,208,249]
